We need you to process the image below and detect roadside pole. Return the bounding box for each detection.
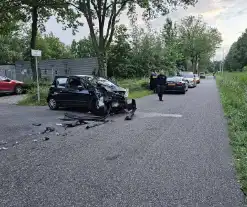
[31,49,42,102]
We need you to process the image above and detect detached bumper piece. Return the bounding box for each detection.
[60,99,137,129]
[125,99,137,120]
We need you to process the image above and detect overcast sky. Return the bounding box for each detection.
[45,0,247,60]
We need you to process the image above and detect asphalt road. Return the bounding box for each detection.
[0,78,245,207]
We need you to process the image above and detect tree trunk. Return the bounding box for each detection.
[191,57,195,73]
[30,6,38,81]
[97,50,107,77]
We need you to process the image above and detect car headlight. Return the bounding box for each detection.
[124,88,129,98]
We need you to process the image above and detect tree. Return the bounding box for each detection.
[70,37,96,58]
[1,0,81,80]
[107,24,132,77]
[224,29,247,71]
[70,0,198,77]
[0,35,25,64]
[179,16,222,73]
[0,30,74,64]
[161,18,183,73]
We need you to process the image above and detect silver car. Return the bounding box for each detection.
[182,73,197,88]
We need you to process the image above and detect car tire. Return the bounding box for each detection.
[15,85,23,95]
[90,99,108,116]
[48,98,59,110]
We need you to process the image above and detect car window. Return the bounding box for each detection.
[56,78,68,88]
[167,77,182,82]
[68,77,84,89]
[183,74,194,78]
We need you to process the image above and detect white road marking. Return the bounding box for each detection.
[137,112,182,118]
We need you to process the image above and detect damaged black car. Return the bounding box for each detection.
[47,75,135,116]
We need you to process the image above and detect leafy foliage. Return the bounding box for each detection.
[69,0,198,76]
[1,15,221,79]
[224,30,247,71]
[0,0,81,79]
[179,16,222,73]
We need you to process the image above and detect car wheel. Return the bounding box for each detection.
[90,99,108,116]
[48,98,58,110]
[15,85,23,95]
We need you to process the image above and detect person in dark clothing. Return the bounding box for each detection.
[149,71,158,93]
[156,71,167,101]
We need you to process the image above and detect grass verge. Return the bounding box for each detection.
[217,72,247,195]
[18,78,152,106]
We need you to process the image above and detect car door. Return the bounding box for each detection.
[0,76,13,92]
[63,77,91,107]
[49,76,69,106]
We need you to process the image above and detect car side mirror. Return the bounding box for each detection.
[77,85,83,91]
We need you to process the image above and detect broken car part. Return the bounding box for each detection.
[41,127,55,134]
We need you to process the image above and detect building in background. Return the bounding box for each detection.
[0,65,16,79]
[15,57,98,81]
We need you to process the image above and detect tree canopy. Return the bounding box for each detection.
[224,29,247,71]
[68,0,198,76]
[178,16,222,73]
[0,0,81,79]
[0,10,221,79]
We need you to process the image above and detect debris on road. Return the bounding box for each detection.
[125,99,137,120]
[105,154,121,161]
[0,147,8,150]
[43,137,50,141]
[85,120,110,129]
[32,123,42,126]
[41,127,55,134]
[0,141,7,145]
[56,99,137,129]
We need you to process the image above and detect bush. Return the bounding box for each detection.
[18,78,152,106]
[18,85,49,106]
[217,72,247,194]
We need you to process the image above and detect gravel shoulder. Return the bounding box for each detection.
[0,94,26,104]
[0,79,245,206]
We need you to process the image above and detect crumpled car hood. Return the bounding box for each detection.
[98,82,126,92]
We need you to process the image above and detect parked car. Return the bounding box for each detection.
[200,72,206,79]
[47,75,131,116]
[0,76,25,94]
[194,74,200,84]
[165,76,188,94]
[182,73,197,88]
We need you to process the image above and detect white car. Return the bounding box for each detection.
[194,74,200,84]
[182,73,197,88]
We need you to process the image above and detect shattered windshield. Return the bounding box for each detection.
[84,76,118,87]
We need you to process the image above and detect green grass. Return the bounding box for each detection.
[18,78,151,106]
[18,85,49,106]
[217,72,247,195]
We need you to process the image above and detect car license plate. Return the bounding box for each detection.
[168,84,175,86]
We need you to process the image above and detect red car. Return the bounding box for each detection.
[0,76,25,94]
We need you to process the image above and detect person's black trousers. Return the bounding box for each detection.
[156,85,165,101]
